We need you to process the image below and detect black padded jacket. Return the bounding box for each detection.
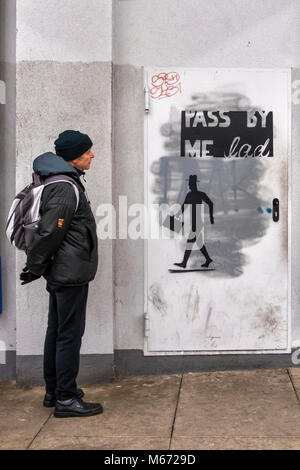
[26,152,98,286]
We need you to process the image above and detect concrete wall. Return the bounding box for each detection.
[1,0,300,384]
[0,0,17,380]
[15,0,114,383]
[113,0,300,360]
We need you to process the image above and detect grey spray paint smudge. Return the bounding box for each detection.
[253,304,281,340]
[150,88,272,278]
[148,283,168,316]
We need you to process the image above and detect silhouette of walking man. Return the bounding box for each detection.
[174,174,214,269]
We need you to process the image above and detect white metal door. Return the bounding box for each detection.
[144,68,291,355]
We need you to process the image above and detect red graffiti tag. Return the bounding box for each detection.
[150,72,182,100]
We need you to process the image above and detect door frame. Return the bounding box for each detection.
[143,67,292,356]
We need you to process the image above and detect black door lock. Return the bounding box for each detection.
[273,198,279,222]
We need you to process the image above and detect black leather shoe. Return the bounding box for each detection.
[54,397,103,418]
[43,388,84,408]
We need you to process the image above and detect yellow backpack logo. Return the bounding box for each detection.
[58,218,64,228]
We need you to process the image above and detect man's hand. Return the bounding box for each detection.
[20,266,41,285]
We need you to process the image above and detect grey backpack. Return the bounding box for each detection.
[6,173,79,251]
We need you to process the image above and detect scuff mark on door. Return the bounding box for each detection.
[148,283,168,316]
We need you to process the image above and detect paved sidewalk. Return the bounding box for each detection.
[1,368,300,450]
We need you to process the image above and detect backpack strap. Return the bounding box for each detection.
[32,172,42,186]
[43,174,80,211]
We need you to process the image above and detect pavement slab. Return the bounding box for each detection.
[170,437,300,450]
[0,437,33,450]
[289,368,300,379]
[172,369,300,446]
[28,374,181,450]
[288,367,300,399]
[30,436,170,450]
[0,381,51,450]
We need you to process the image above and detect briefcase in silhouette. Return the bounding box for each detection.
[163,214,183,233]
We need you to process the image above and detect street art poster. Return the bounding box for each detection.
[145,68,290,354]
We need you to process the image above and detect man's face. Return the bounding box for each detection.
[70,147,95,171]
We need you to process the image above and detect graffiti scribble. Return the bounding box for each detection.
[150,72,182,100]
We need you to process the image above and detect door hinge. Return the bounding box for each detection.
[144,86,150,113]
[144,312,150,337]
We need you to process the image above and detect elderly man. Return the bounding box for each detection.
[20,130,103,418]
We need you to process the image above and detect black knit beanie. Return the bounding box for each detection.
[55,130,93,161]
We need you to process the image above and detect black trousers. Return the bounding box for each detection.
[44,282,89,401]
